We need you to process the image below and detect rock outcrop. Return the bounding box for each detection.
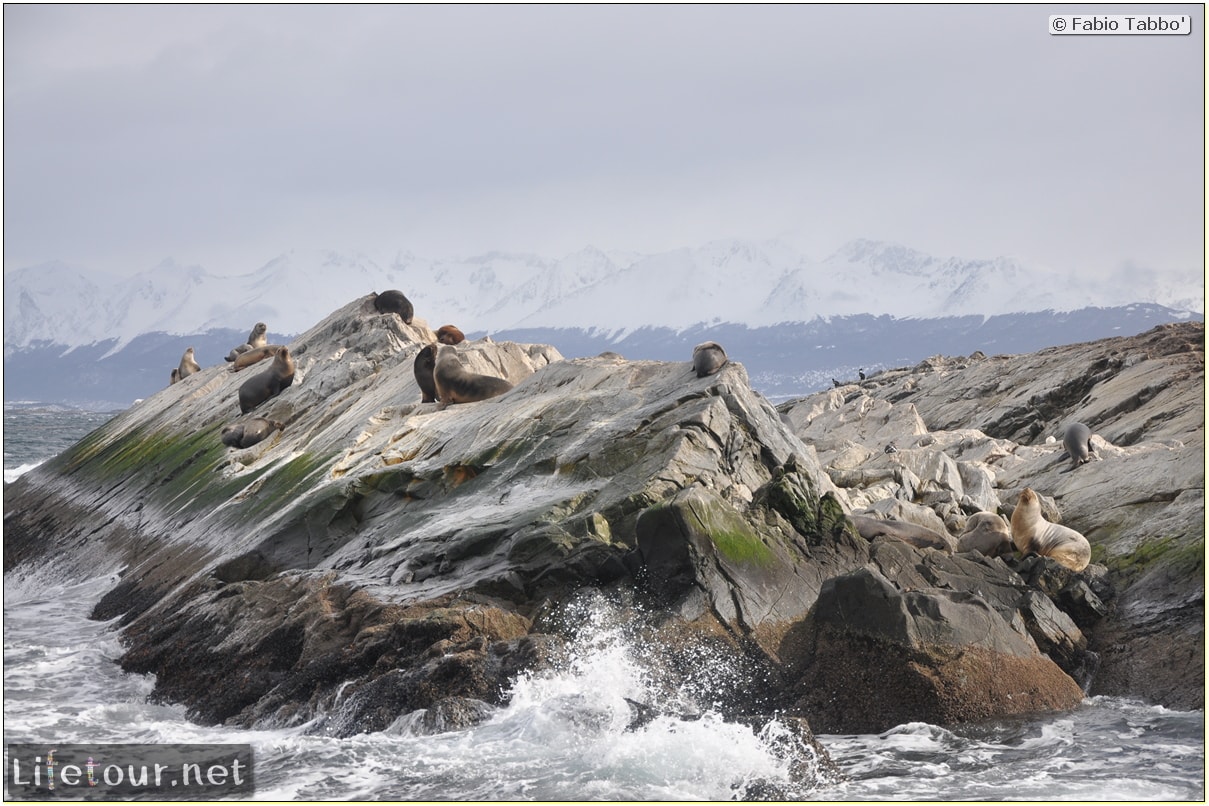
[4,296,1202,765]
[779,322,1204,710]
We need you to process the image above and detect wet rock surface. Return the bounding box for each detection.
[4,298,1202,765]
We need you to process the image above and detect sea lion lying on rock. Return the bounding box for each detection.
[956,512,1014,558]
[231,344,288,372]
[373,290,414,324]
[692,341,728,378]
[225,322,268,362]
[221,417,283,449]
[432,344,513,406]
[436,325,465,345]
[1011,488,1091,572]
[238,346,296,414]
[849,514,953,552]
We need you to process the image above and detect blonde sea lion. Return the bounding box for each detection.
[231,344,288,371]
[178,347,201,379]
[692,341,728,378]
[432,344,513,406]
[238,346,296,414]
[436,325,466,345]
[225,322,269,362]
[957,512,1014,558]
[1010,488,1091,572]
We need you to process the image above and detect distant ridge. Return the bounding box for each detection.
[5,238,1202,353]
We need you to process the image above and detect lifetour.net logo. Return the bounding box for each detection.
[5,744,254,801]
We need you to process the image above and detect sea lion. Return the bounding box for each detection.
[238,346,296,414]
[178,347,201,379]
[226,322,269,362]
[414,345,439,403]
[1010,488,1091,572]
[1060,422,1096,471]
[432,344,513,406]
[170,368,180,386]
[436,325,465,345]
[221,417,283,449]
[373,290,414,324]
[692,341,728,378]
[231,344,288,371]
[957,512,1014,558]
[849,514,953,552]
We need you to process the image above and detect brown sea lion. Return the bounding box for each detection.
[432,344,513,406]
[226,322,269,362]
[1010,488,1091,572]
[956,512,1014,558]
[170,368,180,385]
[221,417,284,449]
[238,346,296,414]
[178,347,201,379]
[692,341,728,378]
[231,344,288,371]
[373,290,414,324]
[414,345,439,403]
[436,325,466,345]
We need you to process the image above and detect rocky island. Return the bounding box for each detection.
[4,295,1203,786]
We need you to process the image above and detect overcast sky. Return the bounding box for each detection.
[4,4,1205,287]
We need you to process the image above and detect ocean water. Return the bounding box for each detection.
[3,410,1205,801]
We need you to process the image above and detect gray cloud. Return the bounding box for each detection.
[4,3,1203,288]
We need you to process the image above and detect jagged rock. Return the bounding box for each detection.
[777,322,1204,709]
[3,296,1198,739]
[789,565,1085,734]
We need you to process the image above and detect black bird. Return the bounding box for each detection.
[832,378,841,388]
[858,368,866,381]
[884,442,898,455]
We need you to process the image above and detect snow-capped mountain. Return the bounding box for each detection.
[4,238,1202,353]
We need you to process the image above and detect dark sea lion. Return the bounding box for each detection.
[221,417,284,449]
[414,345,439,403]
[1010,488,1091,572]
[231,344,287,371]
[957,512,1013,558]
[178,347,201,379]
[238,346,296,414]
[436,325,466,345]
[170,368,180,386]
[692,341,728,378]
[432,344,513,406]
[1060,422,1095,471]
[226,322,269,362]
[374,290,414,324]
[850,514,952,552]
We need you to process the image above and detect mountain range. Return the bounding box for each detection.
[4,238,1202,409]
[5,238,1203,352]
